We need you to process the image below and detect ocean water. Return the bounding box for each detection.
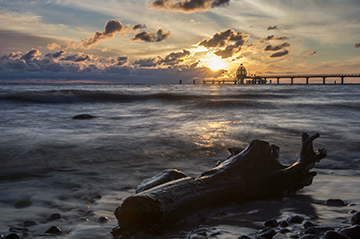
[0,83,360,239]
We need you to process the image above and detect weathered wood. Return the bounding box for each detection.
[112,133,326,239]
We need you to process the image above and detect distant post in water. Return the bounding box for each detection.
[323,77,326,84]
[306,77,309,84]
[193,80,195,84]
[179,80,182,84]
[290,77,294,85]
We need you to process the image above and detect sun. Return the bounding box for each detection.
[206,56,229,71]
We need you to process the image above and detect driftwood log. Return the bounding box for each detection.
[112,133,327,238]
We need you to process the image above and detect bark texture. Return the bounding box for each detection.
[112,133,327,238]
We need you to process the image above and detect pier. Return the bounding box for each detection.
[202,64,360,85]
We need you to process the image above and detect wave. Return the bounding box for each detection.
[0,90,290,104]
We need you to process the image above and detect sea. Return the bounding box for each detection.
[0,83,360,239]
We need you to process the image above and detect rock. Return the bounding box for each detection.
[189,235,206,239]
[238,236,251,239]
[350,211,360,225]
[98,216,110,223]
[273,233,289,239]
[48,213,61,221]
[305,226,335,236]
[348,210,357,214]
[44,226,62,235]
[279,220,289,228]
[9,227,28,233]
[287,215,304,224]
[326,199,345,206]
[23,221,37,227]
[3,234,19,239]
[339,225,360,239]
[72,114,96,120]
[258,228,276,239]
[323,230,351,239]
[304,221,317,230]
[300,235,319,239]
[264,219,279,228]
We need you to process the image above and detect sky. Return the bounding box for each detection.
[0,0,359,83]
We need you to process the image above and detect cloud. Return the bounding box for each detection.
[116,56,129,66]
[354,42,360,48]
[161,49,191,65]
[133,24,147,30]
[63,53,91,62]
[134,49,191,67]
[131,29,172,42]
[198,29,250,58]
[296,50,316,61]
[259,35,289,43]
[147,0,230,13]
[45,50,66,58]
[47,42,61,50]
[20,49,41,61]
[267,25,279,30]
[269,50,289,58]
[81,19,124,48]
[263,42,290,52]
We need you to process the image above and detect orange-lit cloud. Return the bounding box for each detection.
[47,42,61,50]
[354,42,360,48]
[131,29,172,42]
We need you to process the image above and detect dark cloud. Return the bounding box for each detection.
[296,50,316,61]
[134,49,191,67]
[63,53,91,62]
[259,35,289,43]
[263,42,290,52]
[269,49,289,58]
[198,29,249,58]
[45,50,66,58]
[131,29,172,42]
[134,56,162,67]
[81,19,124,48]
[354,42,360,48]
[267,25,279,30]
[20,49,41,61]
[161,49,191,65]
[133,24,147,30]
[147,0,230,13]
[116,56,129,66]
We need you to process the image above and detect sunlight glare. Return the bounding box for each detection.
[206,56,228,71]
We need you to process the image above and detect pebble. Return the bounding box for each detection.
[48,213,61,221]
[72,114,96,119]
[258,227,276,239]
[339,225,360,239]
[350,211,360,225]
[238,236,251,239]
[287,215,304,224]
[44,226,62,235]
[323,230,351,239]
[264,219,278,228]
[98,216,110,223]
[14,198,32,208]
[304,221,317,229]
[326,199,345,206]
[299,234,319,239]
[305,226,335,236]
[9,227,28,233]
[3,234,19,239]
[188,235,206,239]
[23,221,37,227]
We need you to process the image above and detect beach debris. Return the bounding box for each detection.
[326,199,346,207]
[112,133,327,239]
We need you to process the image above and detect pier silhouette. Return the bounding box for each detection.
[202,64,360,84]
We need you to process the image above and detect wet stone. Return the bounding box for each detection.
[98,216,110,224]
[258,228,276,239]
[323,230,351,239]
[304,221,317,230]
[188,235,207,239]
[288,215,304,224]
[326,199,345,206]
[305,226,335,237]
[3,234,19,239]
[350,211,360,225]
[339,225,360,239]
[44,226,62,235]
[48,213,61,221]
[72,114,96,119]
[23,221,37,227]
[9,227,28,233]
[299,234,319,239]
[279,220,289,228]
[238,236,251,239]
[264,219,279,228]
